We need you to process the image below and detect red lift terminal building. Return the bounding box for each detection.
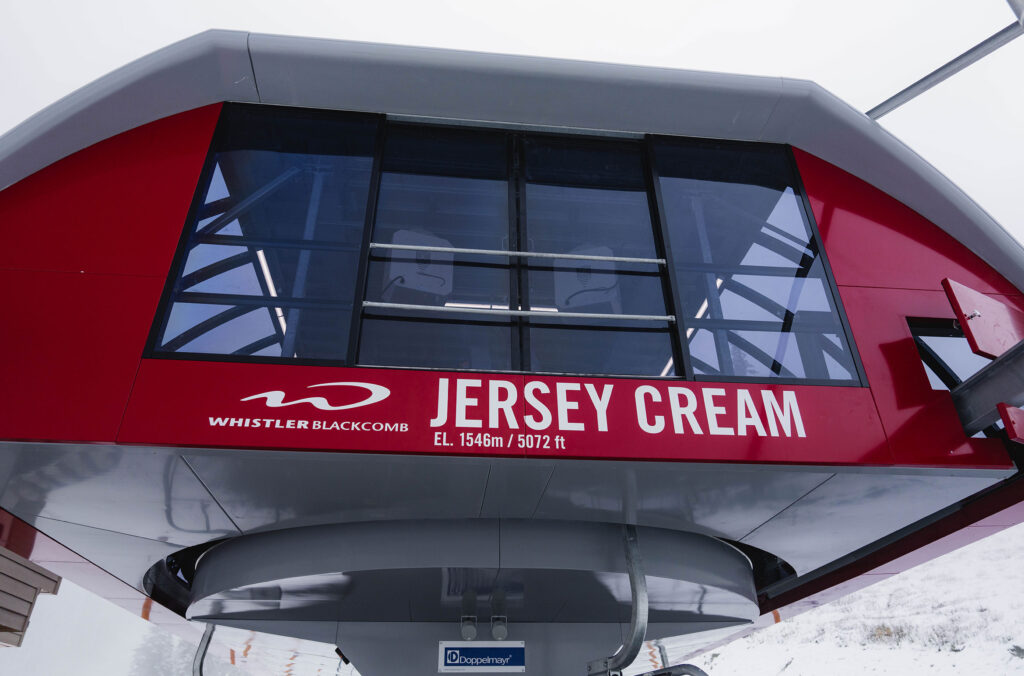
[2,30,1024,675]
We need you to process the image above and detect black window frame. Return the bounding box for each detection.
[146,104,866,387]
[648,134,867,387]
[145,103,383,365]
[908,317,1003,437]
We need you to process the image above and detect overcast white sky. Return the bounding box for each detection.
[1,2,1022,674]
[0,0,1022,236]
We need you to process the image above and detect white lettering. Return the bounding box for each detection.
[489,380,519,429]
[584,383,613,432]
[430,378,449,427]
[736,390,767,436]
[703,388,734,436]
[761,390,806,438]
[668,387,703,434]
[556,382,585,431]
[635,386,664,434]
[455,379,483,428]
[524,382,552,430]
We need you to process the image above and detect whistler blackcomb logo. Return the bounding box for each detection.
[240,382,391,411]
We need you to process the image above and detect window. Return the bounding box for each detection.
[152,105,861,384]
[521,137,675,376]
[909,318,1000,437]
[654,139,860,383]
[152,105,378,361]
[910,318,994,390]
[359,126,514,371]
[356,130,677,375]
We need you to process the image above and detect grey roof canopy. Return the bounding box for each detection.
[1,29,1022,290]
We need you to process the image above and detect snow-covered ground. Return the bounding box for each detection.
[691,522,1024,675]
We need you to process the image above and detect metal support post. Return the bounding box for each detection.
[587,525,648,676]
[192,623,215,676]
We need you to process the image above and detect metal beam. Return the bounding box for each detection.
[867,22,1024,119]
[370,242,666,266]
[587,525,648,676]
[194,167,301,238]
[363,301,675,323]
[1009,0,1024,25]
[192,623,215,676]
[951,338,1024,435]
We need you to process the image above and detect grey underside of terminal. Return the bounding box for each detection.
[0,30,1022,295]
[0,441,1011,673]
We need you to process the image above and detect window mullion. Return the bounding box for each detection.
[786,146,868,386]
[645,136,693,380]
[513,134,531,372]
[347,116,388,364]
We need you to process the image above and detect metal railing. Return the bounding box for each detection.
[369,242,665,265]
[362,301,674,323]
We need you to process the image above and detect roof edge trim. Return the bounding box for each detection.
[1,30,1021,290]
[0,29,257,192]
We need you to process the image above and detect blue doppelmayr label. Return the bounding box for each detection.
[439,643,526,672]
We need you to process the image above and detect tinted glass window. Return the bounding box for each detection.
[358,127,514,371]
[523,138,675,376]
[910,319,993,390]
[655,141,858,383]
[153,108,861,384]
[154,106,377,360]
[909,318,1000,437]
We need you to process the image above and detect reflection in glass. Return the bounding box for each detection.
[359,126,513,370]
[656,141,857,382]
[523,138,675,376]
[360,317,513,371]
[156,107,377,361]
[153,110,860,383]
[909,320,1000,437]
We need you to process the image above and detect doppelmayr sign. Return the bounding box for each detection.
[438,642,526,673]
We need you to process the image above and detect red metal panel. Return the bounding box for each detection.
[761,474,1024,618]
[998,403,1024,444]
[793,148,1020,295]
[971,499,1024,527]
[866,524,1008,575]
[0,104,220,278]
[837,285,1012,468]
[0,269,164,442]
[943,278,1024,358]
[0,105,221,443]
[0,511,39,561]
[120,359,890,465]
